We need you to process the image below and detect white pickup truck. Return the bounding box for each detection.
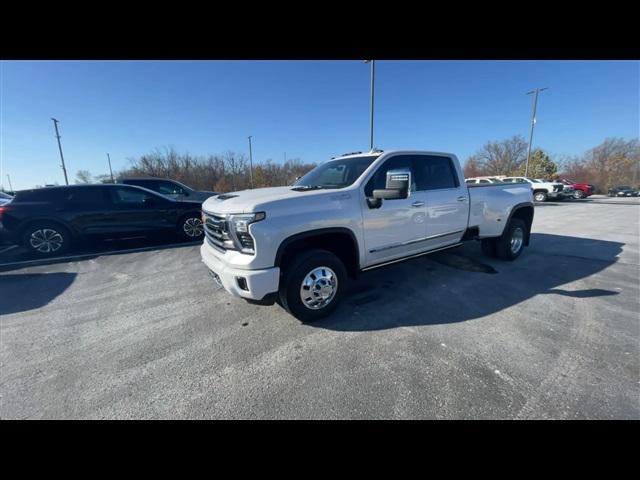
[500,176,568,202]
[201,150,534,321]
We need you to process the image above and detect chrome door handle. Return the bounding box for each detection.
[457,196,467,202]
[411,201,425,208]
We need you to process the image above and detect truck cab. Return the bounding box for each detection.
[200,150,534,321]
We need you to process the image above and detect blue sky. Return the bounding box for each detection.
[1,60,638,190]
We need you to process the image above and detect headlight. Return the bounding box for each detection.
[228,212,266,254]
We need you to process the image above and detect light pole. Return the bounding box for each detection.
[364,60,375,151]
[524,87,548,177]
[6,174,13,192]
[247,136,254,189]
[51,118,69,185]
[107,153,115,183]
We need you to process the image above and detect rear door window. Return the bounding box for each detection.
[414,155,459,190]
[156,181,186,195]
[109,186,159,207]
[62,187,109,209]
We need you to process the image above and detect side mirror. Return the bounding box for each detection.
[368,169,410,208]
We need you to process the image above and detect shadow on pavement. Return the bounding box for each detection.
[0,272,77,315]
[312,233,622,331]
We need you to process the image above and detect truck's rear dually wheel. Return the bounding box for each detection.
[496,218,526,260]
[279,249,347,322]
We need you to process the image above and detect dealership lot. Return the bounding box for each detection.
[1,199,638,419]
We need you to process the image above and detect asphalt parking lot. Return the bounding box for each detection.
[1,196,638,419]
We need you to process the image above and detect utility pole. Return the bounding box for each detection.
[106,153,115,183]
[51,118,69,185]
[524,87,548,178]
[364,60,376,151]
[6,174,13,192]
[247,136,254,189]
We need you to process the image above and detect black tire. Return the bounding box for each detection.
[278,249,348,322]
[21,222,72,257]
[178,213,204,240]
[496,218,527,261]
[573,190,585,199]
[480,237,498,258]
[533,190,548,202]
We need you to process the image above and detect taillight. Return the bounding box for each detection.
[0,206,9,218]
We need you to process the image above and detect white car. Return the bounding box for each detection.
[201,150,534,321]
[465,177,504,184]
[500,176,566,202]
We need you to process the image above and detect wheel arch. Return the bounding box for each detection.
[506,203,534,246]
[274,227,360,278]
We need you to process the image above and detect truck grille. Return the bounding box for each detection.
[203,212,228,251]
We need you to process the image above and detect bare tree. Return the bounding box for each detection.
[470,135,528,176]
[118,147,317,193]
[75,170,93,184]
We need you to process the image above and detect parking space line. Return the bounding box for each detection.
[0,241,202,269]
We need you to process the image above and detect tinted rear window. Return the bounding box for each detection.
[14,188,66,202]
[60,187,108,208]
[413,155,459,190]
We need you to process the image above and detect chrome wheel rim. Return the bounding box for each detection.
[299,266,338,310]
[534,193,545,202]
[30,228,64,253]
[573,190,583,199]
[510,227,524,255]
[183,217,203,237]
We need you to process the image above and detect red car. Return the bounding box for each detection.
[557,179,594,199]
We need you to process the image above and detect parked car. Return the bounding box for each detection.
[0,191,13,206]
[500,176,566,202]
[556,179,594,199]
[120,177,218,202]
[200,149,534,322]
[608,185,639,197]
[465,177,504,184]
[0,184,204,256]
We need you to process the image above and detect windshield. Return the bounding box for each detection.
[293,155,379,190]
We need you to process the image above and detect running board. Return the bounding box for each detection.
[361,242,463,272]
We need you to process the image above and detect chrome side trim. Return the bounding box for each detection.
[369,229,465,253]
[362,243,463,272]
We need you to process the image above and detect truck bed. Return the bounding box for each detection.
[467,182,533,238]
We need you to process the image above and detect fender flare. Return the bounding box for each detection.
[505,202,535,245]
[274,227,360,269]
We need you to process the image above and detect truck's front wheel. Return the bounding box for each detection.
[279,249,347,322]
[533,190,548,202]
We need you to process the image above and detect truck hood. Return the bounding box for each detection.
[202,186,338,214]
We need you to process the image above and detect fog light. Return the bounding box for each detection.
[236,277,249,291]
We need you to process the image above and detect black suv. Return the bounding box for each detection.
[607,185,638,197]
[0,184,204,256]
[120,177,218,202]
